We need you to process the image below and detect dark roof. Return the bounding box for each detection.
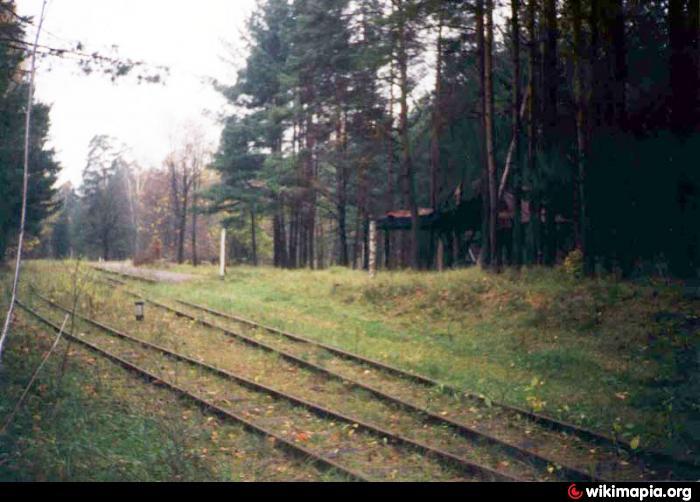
[376,208,437,230]
[376,192,571,232]
[383,208,435,219]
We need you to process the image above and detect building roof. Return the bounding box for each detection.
[383,208,435,219]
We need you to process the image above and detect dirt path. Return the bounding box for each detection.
[94,262,196,284]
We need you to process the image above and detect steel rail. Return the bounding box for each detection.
[93,286,605,481]
[176,299,625,440]
[172,301,699,476]
[91,271,698,477]
[91,266,157,284]
[15,300,370,482]
[32,291,519,482]
[92,268,627,446]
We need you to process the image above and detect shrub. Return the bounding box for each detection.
[563,249,584,279]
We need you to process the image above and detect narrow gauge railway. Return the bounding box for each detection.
[91,269,697,480]
[16,301,368,482]
[24,293,518,482]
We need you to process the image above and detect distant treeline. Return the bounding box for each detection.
[41,134,226,266]
[208,0,699,277]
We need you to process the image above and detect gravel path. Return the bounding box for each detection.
[94,262,196,284]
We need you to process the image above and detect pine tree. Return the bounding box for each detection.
[0,2,60,260]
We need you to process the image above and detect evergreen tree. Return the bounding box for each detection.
[0,2,60,260]
[79,135,135,260]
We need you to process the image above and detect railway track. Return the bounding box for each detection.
[171,297,700,474]
[27,293,518,482]
[90,268,699,480]
[89,271,698,479]
[52,281,653,480]
[15,300,368,482]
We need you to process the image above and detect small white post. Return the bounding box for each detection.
[219,228,227,279]
[437,239,445,272]
[369,220,377,278]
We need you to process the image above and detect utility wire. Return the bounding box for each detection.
[0,313,70,435]
[0,35,165,70]
[0,0,48,363]
[2,5,227,84]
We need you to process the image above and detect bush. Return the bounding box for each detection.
[133,238,162,266]
[563,249,584,279]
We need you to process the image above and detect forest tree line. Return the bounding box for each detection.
[3,0,699,279]
[210,0,699,277]
[41,133,233,265]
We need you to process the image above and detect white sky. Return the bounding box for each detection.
[16,0,258,186]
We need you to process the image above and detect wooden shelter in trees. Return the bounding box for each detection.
[374,190,573,270]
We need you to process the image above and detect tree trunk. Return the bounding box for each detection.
[397,0,419,269]
[670,0,700,137]
[431,12,445,270]
[511,0,523,267]
[318,217,325,269]
[527,0,541,265]
[305,108,317,269]
[336,110,349,267]
[431,14,444,212]
[278,200,288,268]
[250,206,258,266]
[571,0,589,269]
[611,0,627,129]
[273,209,281,267]
[476,0,490,268]
[177,179,188,265]
[338,201,349,267]
[668,0,700,277]
[386,62,397,269]
[191,173,199,266]
[355,159,370,269]
[542,0,558,266]
[485,0,499,270]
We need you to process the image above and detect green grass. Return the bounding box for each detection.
[129,262,698,456]
[0,266,342,481]
[7,260,700,467]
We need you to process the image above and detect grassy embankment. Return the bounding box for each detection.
[0,265,340,481]
[2,260,698,479]
[144,261,698,457]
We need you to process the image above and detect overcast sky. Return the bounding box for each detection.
[16,0,258,186]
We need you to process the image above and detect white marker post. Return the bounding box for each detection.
[219,227,227,279]
[369,220,377,278]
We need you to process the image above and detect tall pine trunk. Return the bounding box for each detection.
[527,0,541,265]
[571,0,588,269]
[511,0,523,267]
[542,0,558,266]
[250,206,258,266]
[385,62,397,269]
[485,0,499,270]
[397,1,419,269]
[477,0,490,268]
[430,13,444,269]
[336,110,349,267]
[191,172,199,267]
[670,0,700,137]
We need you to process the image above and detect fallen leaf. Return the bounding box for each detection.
[295,432,311,442]
[630,436,640,450]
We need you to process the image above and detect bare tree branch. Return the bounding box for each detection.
[498,88,531,202]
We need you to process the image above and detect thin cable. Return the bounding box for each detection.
[0,313,69,434]
[0,0,48,363]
